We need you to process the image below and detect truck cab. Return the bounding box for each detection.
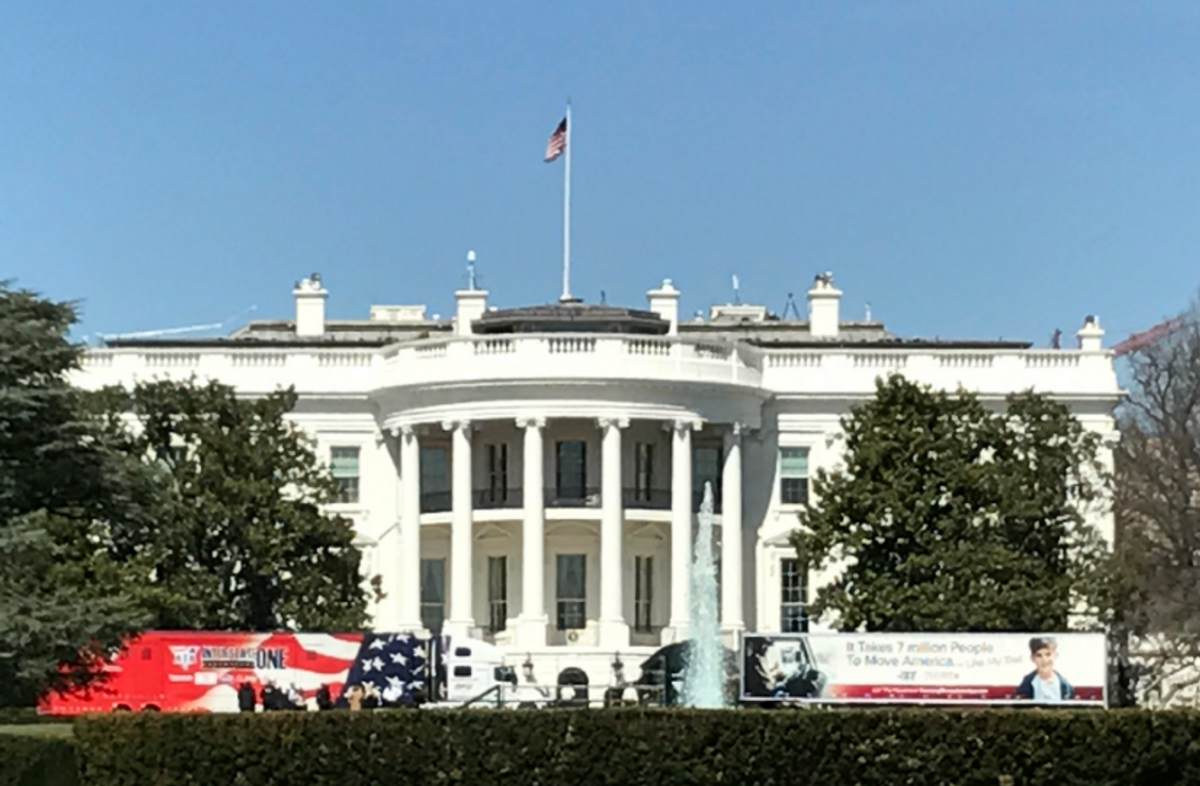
[436,638,550,708]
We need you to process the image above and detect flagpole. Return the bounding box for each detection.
[560,99,573,302]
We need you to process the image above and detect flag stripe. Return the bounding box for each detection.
[545,117,567,162]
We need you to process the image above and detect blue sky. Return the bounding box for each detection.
[2,2,1197,347]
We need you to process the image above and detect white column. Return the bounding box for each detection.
[721,423,745,641]
[373,431,404,631]
[446,420,475,638]
[667,418,698,642]
[598,416,630,648]
[398,426,423,631]
[516,416,548,647]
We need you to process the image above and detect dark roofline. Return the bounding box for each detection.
[231,319,452,333]
[102,337,399,349]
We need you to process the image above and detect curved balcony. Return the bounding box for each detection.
[378,334,763,390]
[418,486,722,516]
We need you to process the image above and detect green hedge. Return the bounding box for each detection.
[0,733,78,786]
[72,708,1200,786]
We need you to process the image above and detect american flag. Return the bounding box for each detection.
[544,116,567,162]
[335,632,435,706]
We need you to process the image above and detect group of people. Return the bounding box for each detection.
[236,681,307,712]
[236,680,426,712]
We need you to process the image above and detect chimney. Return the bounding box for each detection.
[647,279,680,336]
[454,287,488,337]
[806,271,841,338]
[293,273,328,337]
[1076,314,1105,352]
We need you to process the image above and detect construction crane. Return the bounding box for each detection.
[94,306,257,346]
[1111,316,1187,357]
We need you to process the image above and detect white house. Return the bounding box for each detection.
[72,271,1121,688]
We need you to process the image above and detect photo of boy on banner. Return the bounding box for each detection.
[1014,636,1076,702]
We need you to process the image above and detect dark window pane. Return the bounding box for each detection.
[780,557,808,633]
[556,554,586,630]
[488,556,507,633]
[556,441,587,497]
[781,478,808,505]
[421,558,445,635]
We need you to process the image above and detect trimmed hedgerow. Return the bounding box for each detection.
[0,732,79,786]
[73,708,1200,786]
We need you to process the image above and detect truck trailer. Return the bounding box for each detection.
[40,630,546,714]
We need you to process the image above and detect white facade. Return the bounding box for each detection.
[72,272,1122,689]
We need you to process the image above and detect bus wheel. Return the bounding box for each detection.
[141,705,160,712]
[517,701,538,710]
[114,705,131,712]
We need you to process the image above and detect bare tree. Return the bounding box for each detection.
[1115,297,1200,706]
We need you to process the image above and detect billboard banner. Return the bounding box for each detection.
[740,632,1107,705]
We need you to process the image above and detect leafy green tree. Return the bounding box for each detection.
[96,379,371,631]
[0,282,149,707]
[794,374,1113,633]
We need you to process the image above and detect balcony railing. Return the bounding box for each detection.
[422,486,725,513]
[474,488,523,510]
[544,486,602,508]
[419,490,451,513]
[623,487,672,510]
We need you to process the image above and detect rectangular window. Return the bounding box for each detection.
[486,444,508,504]
[693,445,722,511]
[780,557,808,633]
[420,446,450,513]
[420,558,446,635]
[330,446,360,504]
[780,447,809,505]
[555,440,587,502]
[487,556,507,633]
[634,556,653,632]
[634,443,654,502]
[556,553,586,630]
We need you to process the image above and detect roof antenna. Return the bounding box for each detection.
[600,289,607,305]
[466,250,478,290]
[782,292,802,320]
[732,274,741,305]
[865,302,872,321]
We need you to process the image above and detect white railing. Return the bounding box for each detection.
[74,339,1114,397]
[761,348,1116,395]
[380,333,759,388]
[231,353,287,368]
[318,352,374,368]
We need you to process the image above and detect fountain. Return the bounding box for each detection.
[680,481,726,708]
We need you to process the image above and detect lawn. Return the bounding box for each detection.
[0,723,73,737]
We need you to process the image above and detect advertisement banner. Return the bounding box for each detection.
[740,632,1107,705]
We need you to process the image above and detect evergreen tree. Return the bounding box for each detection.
[794,374,1112,632]
[0,282,148,707]
[97,379,371,631]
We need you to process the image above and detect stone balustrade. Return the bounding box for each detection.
[72,337,1117,398]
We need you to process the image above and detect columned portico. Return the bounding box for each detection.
[516,416,548,647]
[598,416,630,648]
[382,411,750,684]
[445,419,475,637]
[721,423,745,640]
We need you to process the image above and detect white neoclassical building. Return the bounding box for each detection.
[73,271,1121,685]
